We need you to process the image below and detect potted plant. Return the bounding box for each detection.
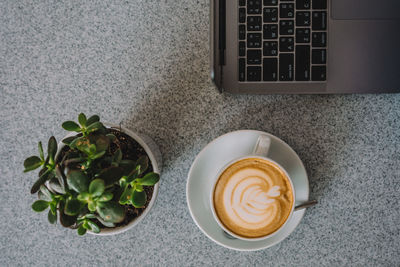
[23,113,161,235]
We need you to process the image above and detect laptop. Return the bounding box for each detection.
[211,0,400,94]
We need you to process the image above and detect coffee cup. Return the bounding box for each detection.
[210,134,296,241]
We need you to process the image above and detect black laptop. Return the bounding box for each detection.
[211,0,400,94]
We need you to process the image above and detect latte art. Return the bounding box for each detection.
[213,158,294,238]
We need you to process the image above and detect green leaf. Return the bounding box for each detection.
[119,186,133,205]
[98,167,124,186]
[88,201,96,212]
[48,209,57,224]
[125,169,139,184]
[119,160,136,176]
[59,201,77,227]
[89,134,109,152]
[137,172,160,186]
[48,177,66,194]
[38,190,52,201]
[81,213,96,219]
[135,184,143,192]
[87,220,100,233]
[89,144,96,154]
[38,142,44,160]
[69,136,86,149]
[136,156,149,175]
[64,198,82,216]
[98,192,113,202]
[62,121,81,132]
[131,190,146,208]
[31,169,52,194]
[54,164,66,192]
[82,221,90,230]
[86,115,100,126]
[77,192,90,201]
[106,134,116,142]
[39,185,53,201]
[23,156,42,172]
[112,149,122,165]
[119,177,127,188]
[91,151,105,160]
[62,136,76,146]
[86,122,104,133]
[75,138,92,155]
[95,216,115,228]
[49,202,57,215]
[78,113,87,127]
[66,170,89,193]
[32,200,49,212]
[47,136,57,161]
[89,179,105,197]
[96,202,125,223]
[77,225,87,235]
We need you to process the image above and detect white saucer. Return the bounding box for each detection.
[186,130,309,251]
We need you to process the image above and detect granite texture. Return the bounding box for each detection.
[1,0,399,266]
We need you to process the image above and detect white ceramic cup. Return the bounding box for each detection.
[210,134,296,241]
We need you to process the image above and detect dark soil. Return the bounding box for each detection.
[57,127,154,229]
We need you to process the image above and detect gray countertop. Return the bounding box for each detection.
[1,0,399,266]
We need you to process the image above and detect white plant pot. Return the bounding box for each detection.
[57,123,162,236]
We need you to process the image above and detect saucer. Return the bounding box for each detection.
[186,130,309,251]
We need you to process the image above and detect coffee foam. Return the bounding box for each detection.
[213,158,294,238]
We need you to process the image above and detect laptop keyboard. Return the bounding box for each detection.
[238,0,327,82]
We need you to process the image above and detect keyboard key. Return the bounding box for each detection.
[263,24,278,39]
[247,0,262,14]
[247,16,262,31]
[263,41,278,56]
[239,8,246,23]
[279,20,294,35]
[312,11,327,30]
[312,66,326,81]
[279,37,294,52]
[296,0,310,9]
[263,58,278,81]
[296,11,310,26]
[295,45,310,81]
[239,25,246,40]
[312,32,327,47]
[279,54,294,81]
[247,33,262,48]
[312,49,326,64]
[263,8,278,22]
[247,66,262,81]
[239,58,245,81]
[247,50,262,64]
[239,0,246,7]
[263,0,277,6]
[312,0,327,9]
[239,41,246,56]
[280,3,294,18]
[296,28,310,43]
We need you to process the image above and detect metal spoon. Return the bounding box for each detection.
[222,200,318,240]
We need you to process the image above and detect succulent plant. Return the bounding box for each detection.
[24,113,160,235]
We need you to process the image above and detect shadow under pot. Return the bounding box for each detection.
[53,124,162,236]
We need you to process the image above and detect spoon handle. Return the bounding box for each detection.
[294,200,318,211]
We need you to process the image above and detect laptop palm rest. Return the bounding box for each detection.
[332,0,400,20]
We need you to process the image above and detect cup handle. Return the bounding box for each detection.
[253,134,271,157]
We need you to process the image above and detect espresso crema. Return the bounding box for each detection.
[213,158,294,238]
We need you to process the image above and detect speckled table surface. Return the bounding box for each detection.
[1,0,399,266]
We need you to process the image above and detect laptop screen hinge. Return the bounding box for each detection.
[218,0,226,92]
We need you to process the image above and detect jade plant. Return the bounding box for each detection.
[24,113,160,235]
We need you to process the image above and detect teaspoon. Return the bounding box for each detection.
[222,200,318,240]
